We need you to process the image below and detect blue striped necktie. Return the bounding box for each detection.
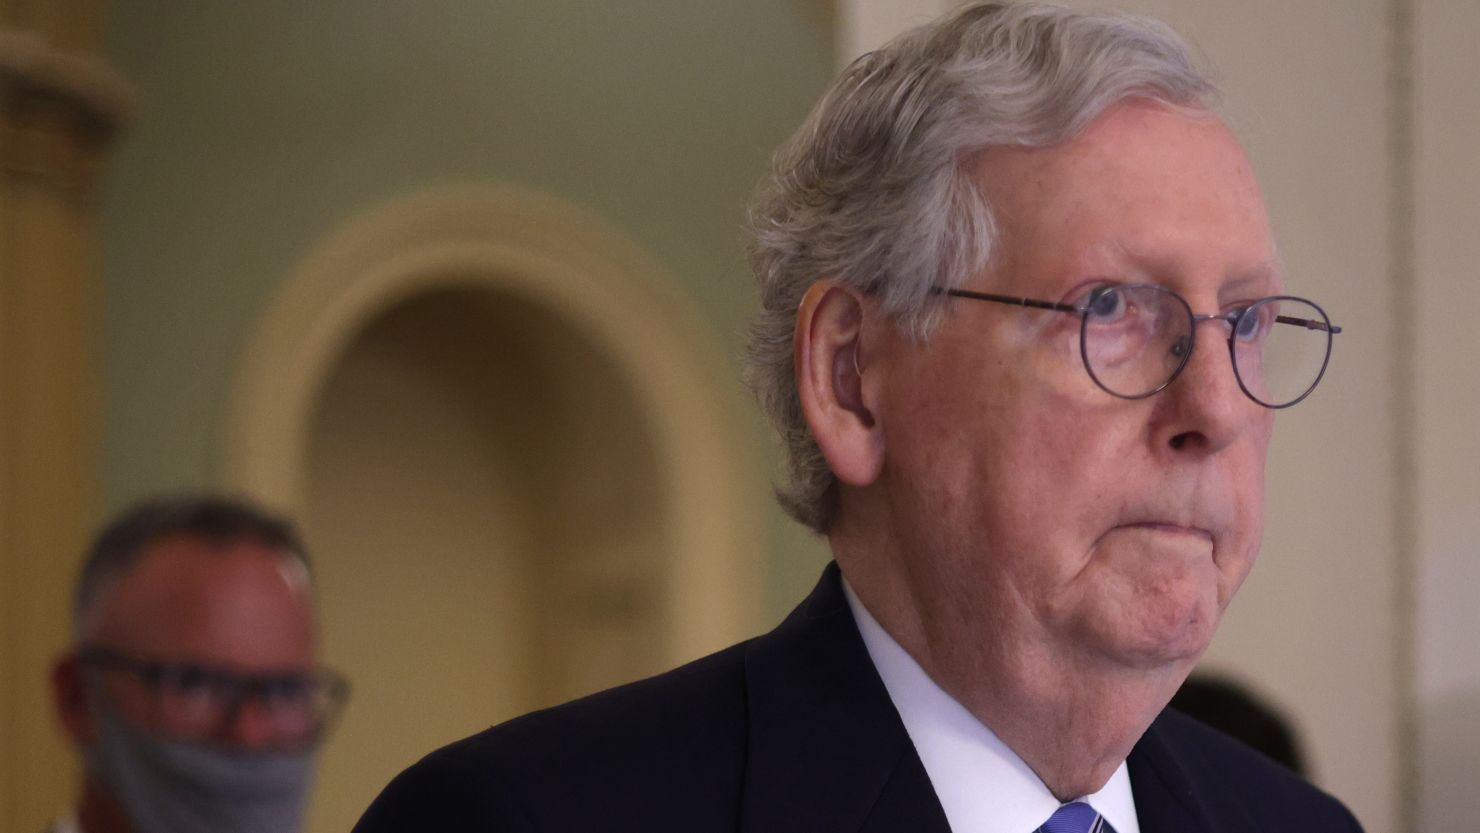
[1036,801,1116,833]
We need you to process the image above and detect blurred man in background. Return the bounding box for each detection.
[47,495,348,833]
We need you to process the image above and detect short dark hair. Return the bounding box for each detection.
[73,493,310,636]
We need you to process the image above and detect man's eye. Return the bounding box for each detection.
[156,664,215,696]
[260,676,312,704]
[1234,306,1267,342]
[1086,286,1128,321]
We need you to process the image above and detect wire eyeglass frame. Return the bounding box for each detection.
[936,283,1341,409]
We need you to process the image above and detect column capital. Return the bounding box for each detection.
[1,26,134,196]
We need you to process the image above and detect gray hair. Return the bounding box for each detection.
[73,493,311,638]
[744,1,1218,532]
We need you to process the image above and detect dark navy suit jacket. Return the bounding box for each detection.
[353,563,1364,832]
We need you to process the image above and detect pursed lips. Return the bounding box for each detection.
[1117,521,1215,543]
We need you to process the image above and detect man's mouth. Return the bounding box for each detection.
[1117,521,1214,543]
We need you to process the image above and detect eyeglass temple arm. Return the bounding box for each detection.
[1275,314,1342,334]
[78,646,149,674]
[937,287,1080,315]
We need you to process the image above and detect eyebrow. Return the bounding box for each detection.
[1092,243,1285,299]
[1220,258,1286,300]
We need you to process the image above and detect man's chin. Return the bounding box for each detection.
[1079,599,1220,671]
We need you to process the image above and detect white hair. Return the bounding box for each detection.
[744,1,1218,533]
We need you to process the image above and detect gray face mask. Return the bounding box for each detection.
[88,710,316,833]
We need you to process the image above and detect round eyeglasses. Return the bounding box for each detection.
[79,644,351,750]
[939,283,1341,408]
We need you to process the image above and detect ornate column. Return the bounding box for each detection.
[0,7,130,830]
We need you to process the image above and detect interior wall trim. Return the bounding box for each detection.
[1386,0,1419,828]
[223,184,766,664]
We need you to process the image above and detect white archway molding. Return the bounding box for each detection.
[224,185,764,663]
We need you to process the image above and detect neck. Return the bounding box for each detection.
[76,775,136,833]
[955,655,1186,800]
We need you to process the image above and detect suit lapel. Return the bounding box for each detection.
[739,563,951,833]
[855,746,953,833]
[1129,715,1227,833]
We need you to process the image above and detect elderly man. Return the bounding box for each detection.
[48,495,348,833]
[356,3,1359,831]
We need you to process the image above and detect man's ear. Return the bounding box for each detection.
[795,281,886,487]
[52,653,96,746]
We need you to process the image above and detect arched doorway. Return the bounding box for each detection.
[224,186,763,831]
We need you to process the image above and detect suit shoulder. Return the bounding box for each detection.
[352,732,534,832]
[458,638,750,766]
[1152,709,1365,831]
[355,640,753,832]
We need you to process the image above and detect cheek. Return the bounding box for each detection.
[97,678,159,729]
[939,394,1150,630]
[993,394,1140,540]
[881,328,1146,590]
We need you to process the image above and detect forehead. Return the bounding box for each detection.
[90,534,316,669]
[971,100,1278,297]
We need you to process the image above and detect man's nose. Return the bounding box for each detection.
[217,694,282,751]
[1155,320,1253,454]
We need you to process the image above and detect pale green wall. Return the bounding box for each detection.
[101,0,833,616]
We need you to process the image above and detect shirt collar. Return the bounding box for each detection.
[842,578,1142,833]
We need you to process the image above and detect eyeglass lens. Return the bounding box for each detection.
[1233,297,1333,407]
[85,648,346,749]
[1080,285,1332,407]
[152,666,334,744]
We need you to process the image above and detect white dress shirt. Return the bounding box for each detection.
[843,579,1142,833]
